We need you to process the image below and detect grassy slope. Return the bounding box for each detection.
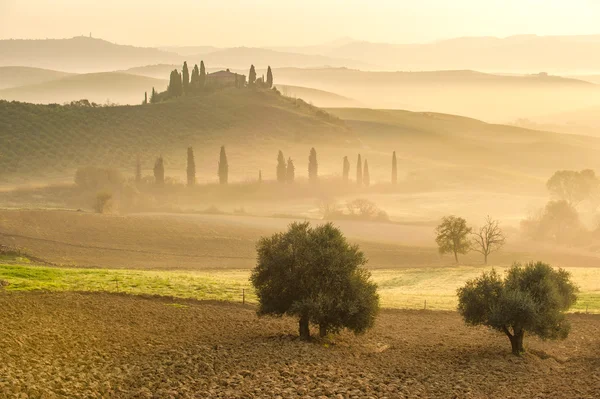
[274,84,360,107]
[0,66,74,90]
[0,88,353,181]
[0,72,167,105]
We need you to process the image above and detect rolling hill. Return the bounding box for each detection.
[0,66,74,90]
[0,72,167,105]
[274,84,360,107]
[0,88,354,182]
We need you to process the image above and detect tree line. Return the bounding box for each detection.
[142,147,400,187]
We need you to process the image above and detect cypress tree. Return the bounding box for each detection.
[218,145,228,185]
[182,62,190,93]
[392,151,398,185]
[356,154,363,186]
[150,87,156,103]
[249,64,257,86]
[266,66,273,88]
[342,156,350,183]
[154,156,165,185]
[168,70,183,97]
[286,158,295,183]
[199,61,206,87]
[135,155,142,184]
[143,91,148,105]
[276,150,287,183]
[187,146,196,186]
[191,64,199,88]
[308,147,318,183]
[363,159,370,187]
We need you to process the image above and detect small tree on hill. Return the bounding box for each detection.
[199,61,206,87]
[135,156,142,184]
[251,222,380,340]
[342,156,350,183]
[218,145,228,185]
[182,61,190,93]
[458,262,578,355]
[191,64,200,88]
[150,87,157,103]
[266,66,273,88]
[143,91,148,105]
[249,65,257,86]
[435,216,471,263]
[471,216,505,264]
[154,156,165,185]
[363,159,370,187]
[308,147,318,183]
[286,158,295,183]
[187,146,196,186]
[392,151,397,185]
[356,154,363,186]
[276,150,287,183]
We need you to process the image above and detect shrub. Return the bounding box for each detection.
[94,192,113,214]
[457,262,578,355]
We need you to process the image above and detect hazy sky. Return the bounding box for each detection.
[2,0,600,47]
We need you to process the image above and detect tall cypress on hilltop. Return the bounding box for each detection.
[187,146,196,186]
[218,146,228,185]
[308,148,318,183]
[392,151,398,185]
[363,159,370,187]
[199,61,206,88]
[266,66,273,88]
[276,150,287,183]
[342,156,350,183]
[286,158,295,183]
[150,87,156,103]
[356,154,363,186]
[249,65,257,86]
[191,64,200,88]
[182,62,190,93]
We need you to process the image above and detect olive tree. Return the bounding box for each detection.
[251,222,379,340]
[457,262,578,355]
[435,216,471,263]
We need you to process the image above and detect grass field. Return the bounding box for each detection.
[2,261,598,313]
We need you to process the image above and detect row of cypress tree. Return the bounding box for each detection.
[140,148,398,186]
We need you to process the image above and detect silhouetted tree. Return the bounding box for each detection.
[249,65,257,86]
[251,222,380,340]
[356,154,363,186]
[343,156,350,183]
[458,262,578,355]
[435,216,471,263]
[218,146,228,185]
[286,158,295,183]
[150,87,157,103]
[471,216,505,264]
[135,156,142,184]
[143,91,148,105]
[392,151,397,185]
[276,150,287,183]
[546,169,599,207]
[168,70,183,97]
[182,62,190,93]
[187,147,196,186]
[266,66,273,88]
[363,160,370,187]
[191,64,200,88]
[199,61,206,87]
[308,148,318,183]
[154,156,165,185]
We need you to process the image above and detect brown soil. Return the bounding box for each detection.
[1,291,599,398]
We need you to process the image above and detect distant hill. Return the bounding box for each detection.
[322,35,600,73]
[0,88,354,181]
[0,72,167,105]
[271,68,600,122]
[0,37,181,73]
[274,84,360,108]
[158,46,220,56]
[0,66,74,90]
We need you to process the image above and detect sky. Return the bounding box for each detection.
[2,0,600,47]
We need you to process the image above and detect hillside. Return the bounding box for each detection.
[274,84,360,107]
[0,72,167,105]
[0,88,354,181]
[0,37,181,73]
[0,66,74,90]
[273,68,600,122]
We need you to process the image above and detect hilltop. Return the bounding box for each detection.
[0,88,353,181]
[0,66,74,90]
[0,72,167,105]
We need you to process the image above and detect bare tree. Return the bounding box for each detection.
[471,216,506,264]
